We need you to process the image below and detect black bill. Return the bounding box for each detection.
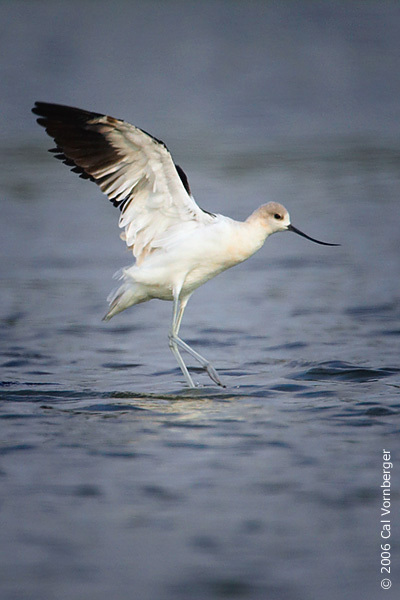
[287,224,340,246]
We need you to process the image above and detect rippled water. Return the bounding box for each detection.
[1,2,400,599]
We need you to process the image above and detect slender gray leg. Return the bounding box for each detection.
[174,336,225,387]
[168,296,195,388]
[168,294,225,388]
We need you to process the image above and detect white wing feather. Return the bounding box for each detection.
[32,103,214,264]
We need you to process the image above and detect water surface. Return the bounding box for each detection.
[1,2,399,599]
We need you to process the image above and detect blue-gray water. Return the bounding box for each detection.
[1,2,399,599]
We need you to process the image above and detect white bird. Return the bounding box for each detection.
[32,102,339,388]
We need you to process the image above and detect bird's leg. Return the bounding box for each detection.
[169,295,225,388]
[168,296,195,388]
[174,337,225,387]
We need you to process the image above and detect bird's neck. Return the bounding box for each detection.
[243,209,274,250]
[217,213,271,268]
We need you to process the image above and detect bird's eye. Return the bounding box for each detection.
[274,213,282,220]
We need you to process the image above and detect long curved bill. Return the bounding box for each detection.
[287,224,340,246]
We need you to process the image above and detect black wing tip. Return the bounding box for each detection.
[32,101,105,126]
[32,101,71,119]
[33,101,106,185]
[32,100,87,113]
[32,100,53,112]
[32,101,47,116]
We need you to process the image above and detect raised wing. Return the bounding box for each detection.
[32,102,214,262]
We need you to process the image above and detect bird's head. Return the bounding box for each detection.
[256,202,339,246]
[258,202,291,233]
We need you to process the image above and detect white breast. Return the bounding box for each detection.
[125,215,268,298]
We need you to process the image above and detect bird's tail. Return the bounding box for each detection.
[102,280,148,321]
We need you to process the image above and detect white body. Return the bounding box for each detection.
[106,209,282,318]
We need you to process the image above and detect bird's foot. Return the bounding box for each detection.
[205,363,226,388]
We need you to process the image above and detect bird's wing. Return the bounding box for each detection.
[32,102,215,263]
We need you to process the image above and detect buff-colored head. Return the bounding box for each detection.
[249,201,339,246]
[257,202,291,234]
